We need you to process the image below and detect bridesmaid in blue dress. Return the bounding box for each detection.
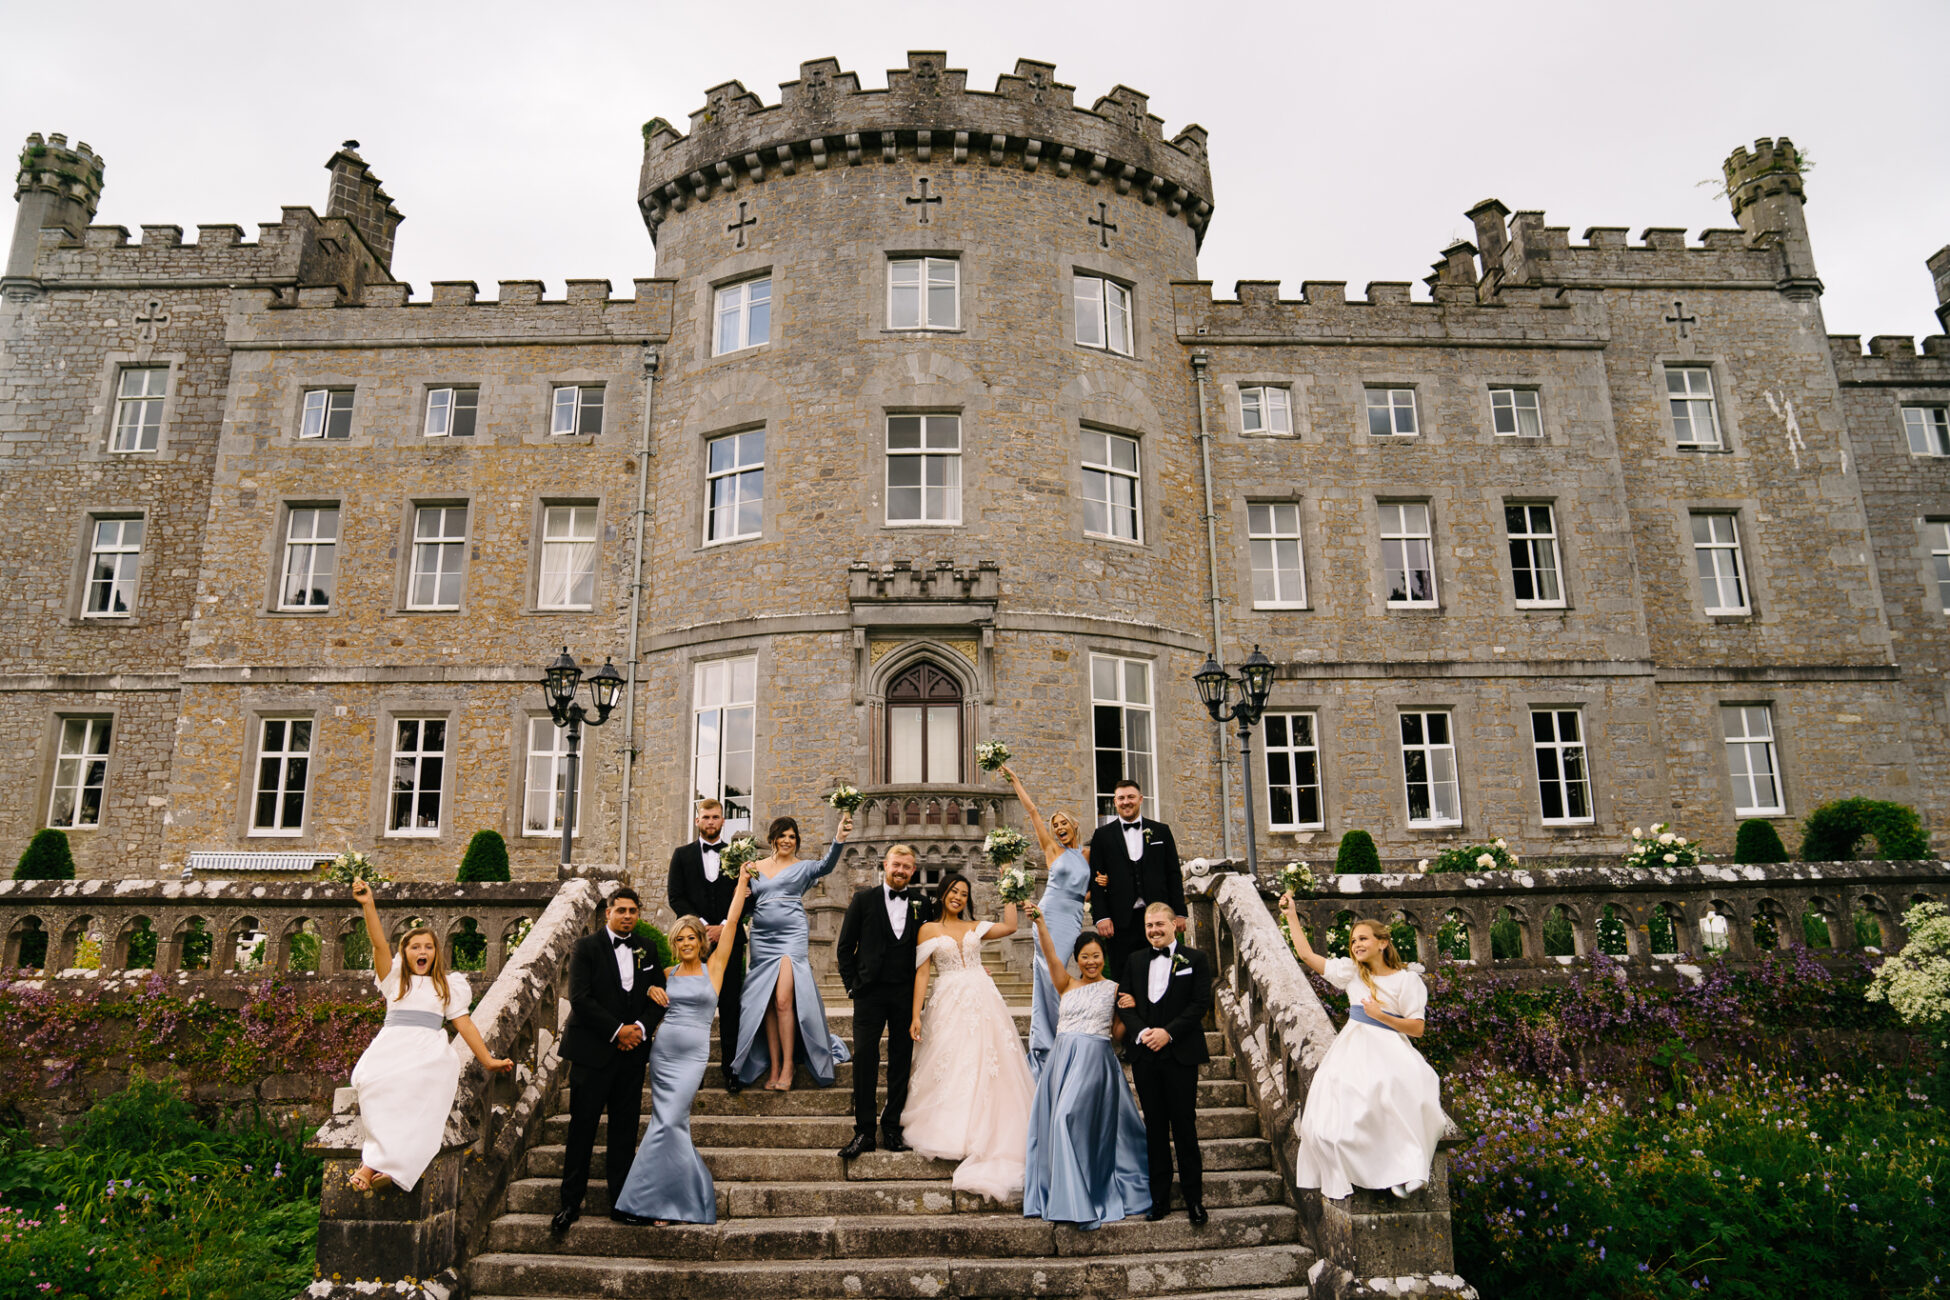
[1021,904,1150,1229]
[613,868,751,1225]
[731,812,853,1090]
[1002,765,1091,1080]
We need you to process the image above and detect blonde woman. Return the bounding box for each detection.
[346,879,511,1193]
[1000,764,1092,1080]
[1278,895,1448,1200]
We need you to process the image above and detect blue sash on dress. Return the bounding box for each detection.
[1346,1003,1393,1031]
[383,1009,446,1030]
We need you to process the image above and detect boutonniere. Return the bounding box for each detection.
[631,948,645,968]
[1142,826,1156,846]
[1171,951,1191,975]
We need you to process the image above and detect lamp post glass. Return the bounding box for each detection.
[540,647,621,874]
[1194,646,1274,883]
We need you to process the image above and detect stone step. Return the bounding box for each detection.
[503,1167,1286,1218]
[486,1204,1299,1260]
[523,1136,1274,1183]
[672,1054,1234,1091]
[676,1076,1247,1115]
[539,1107,1263,1149]
[469,1241,1312,1298]
[695,1029,1229,1063]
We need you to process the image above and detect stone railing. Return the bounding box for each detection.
[306,867,623,1296]
[1186,863,1475,1300]
[1279,859,1950,982]
[0,878,557,991]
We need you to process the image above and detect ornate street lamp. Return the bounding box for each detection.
[1194,645,1276,883]
[540,647,623,875]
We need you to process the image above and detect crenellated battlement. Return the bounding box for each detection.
[1171,274,1601,347]
[229,275,674,345]
[1473,203,1784,290]
[13,132,104,219]
[24,206,383,293]
[1829,332,1950,386]
[637,52,1215,245]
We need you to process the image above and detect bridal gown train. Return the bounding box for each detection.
[1293,957,1450,1200]
[901,921,1036,1199]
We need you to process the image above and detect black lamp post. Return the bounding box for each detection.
[1194,645,1276,883]
[541,647,624,876]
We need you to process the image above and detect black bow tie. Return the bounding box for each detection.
[887,888,907,901]
[700,841,724,851]
[1151,949,1173,961]
[1122,820,1142,829]
[612,934,632,949]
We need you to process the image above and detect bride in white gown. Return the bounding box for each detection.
[902,873,1036,1199]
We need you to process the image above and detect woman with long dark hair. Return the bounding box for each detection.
[731,812,852,1090]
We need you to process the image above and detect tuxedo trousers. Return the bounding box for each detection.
[1130,1054,1202,1208]
[559,1053,648,1212]
[850,981,914,1137]
[715,926,748,1076]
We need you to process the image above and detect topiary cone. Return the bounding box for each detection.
[15,827,76,880]
[1733,818,1789,864]
[457,828,511,882]
[1334,829,1381,875]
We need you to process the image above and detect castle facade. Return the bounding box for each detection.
[4,53,1947,906]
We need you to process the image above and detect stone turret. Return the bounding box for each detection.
[1928,244,1950,334]
[5,133,105,287]
[323,140,403,271]
[1722,136,1818,291]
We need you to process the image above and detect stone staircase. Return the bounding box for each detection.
[469,997,1314,1299]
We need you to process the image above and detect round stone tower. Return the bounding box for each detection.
[6,133,105,287]
[631,53,1222,872]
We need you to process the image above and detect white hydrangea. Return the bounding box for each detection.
[1868,902,1950,1030]
[1475,853,1495,868]
[1632,827,1644,838]
[1416,859,1430,872]
[1663,853,1678,863]
[1494,838,1507,849]
[1658,832,1675,845]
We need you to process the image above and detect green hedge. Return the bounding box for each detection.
[633,921,674,969]
[1799,798,1929,862]
[1734,817,1790,864]
[1334,829,1381,874]
[456,828,511,882]
[14,828,75,880]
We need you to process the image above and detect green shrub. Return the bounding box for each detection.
[457,828,512,882]
[1799,797,1930,862]
[1430,839,1519,874]
[634,921,673,968]
[1733,816,1790,863]
[14,827,75,880]
[1333,830,1381,874]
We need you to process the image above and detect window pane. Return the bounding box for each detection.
[1074,277,1103,347]
[926,704,959,781]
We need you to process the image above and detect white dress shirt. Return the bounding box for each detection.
[607,930,646,1044]
[1121,818,1144,861]
[1147,941,1177,1002]
[885,885,909,939]
[699,839,724,883]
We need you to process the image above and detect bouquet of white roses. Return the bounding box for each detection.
[1277,861,1318,898]
[984,825,1030,869]
[827,784,865,814]
[997,863,1037,906]
[325,848,389,885]
[975,740,1012,773]
[720,835,764,876]
[1622,822,1704,871]
[1429,838,1520,874]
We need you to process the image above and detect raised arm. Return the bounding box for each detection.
[706,868,752,993]
[812,812,854,882]
[1002,766,1064,864]
[351,879,392,982]
[984,900,1019,941]
[1278,892,1328,977]
[1027,905,1074,996]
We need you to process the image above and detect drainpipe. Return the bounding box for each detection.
[1190,353,1236,861]
[616,345,660,880]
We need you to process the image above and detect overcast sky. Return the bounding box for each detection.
[5,1,1944,339]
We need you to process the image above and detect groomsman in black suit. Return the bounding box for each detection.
[552,887,669,1234]
[666,797,749,1095]
[1118,902,1214,1225]
[1087,778,1186,973]
[834,843,927,1158]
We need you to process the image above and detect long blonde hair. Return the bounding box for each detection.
[1350,918,1406,1006]
[392,926,453,1006]
[671,914,710,958]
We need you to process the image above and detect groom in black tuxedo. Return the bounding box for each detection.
[666,798,749,1095]
[1118,902,1214,1225]
[1087,778,1185,974]
[552,887,668,1234]
[834,843,928,1158]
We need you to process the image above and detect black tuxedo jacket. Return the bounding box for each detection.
[667,841,750,931]
[1117,942,1213,1067]
[1087,817,1185,926]
[835,884,932,997]
[559,928,667,1071]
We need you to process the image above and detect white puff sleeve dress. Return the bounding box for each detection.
[348,971,471,1190]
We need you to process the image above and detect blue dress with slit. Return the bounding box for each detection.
[730,839,852,1087]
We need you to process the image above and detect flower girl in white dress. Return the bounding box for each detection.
[1278,894,1449,1200]
[346,879,512,1192]
[902,874,1037,1199]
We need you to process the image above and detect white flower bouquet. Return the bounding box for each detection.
[984,825,1030,869]
[975,740,1012,773]
[827,784,865,814]
[1622,822,1704,871]
[997,863,1037,906]
[1277,861,1318,898]
[721,835,764,877]
[325,848,389,885]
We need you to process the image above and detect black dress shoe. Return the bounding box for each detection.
[838,1133,875,1159]
[880,1127,909,1153]
[1187,1202,1209,1226]
[549,1207,578,1235]
[724,1076,744,1096]
[609,1209,657,1225]
[1144,1204,1172,1222]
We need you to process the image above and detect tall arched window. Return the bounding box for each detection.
[886,661,962,784]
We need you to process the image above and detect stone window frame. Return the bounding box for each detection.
[421,383,482,439]
[1502,498,1570,610]
[695,254,777,369]
[1919,516,1950,616]
[1477,377,1564,445]
[1717,700,1788,819]
[1244,499,1309,610]
[375,704,457,840]
[711,271,775,359]
[240,709,320,841]
[1259,708,1326,832]
[525,496,605,614]
[394,495,476,615]
[39,707,123,835]
[700,423,768,549]
[883,410,964,530]
[1363,384,1422,439]
[1061,249,1146,361]
[264,496,343,617]
[1237,384,1295,437]
[885,254,963,333]
[1224,374,1313,441]
[282,374,373,446]
[1678,503,1761,621]
[1396,704,1464,831]
[66,504,150,625]
[90,352,186,460]
[1077,422,1147,547]
[517,710,583,840]
[1893,395,1950,458]
[531,367,617,445]
[1528,705,1596,827]
[1651,355,1742,456]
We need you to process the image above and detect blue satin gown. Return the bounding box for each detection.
[730,839,851,1087]
[1023,978,1151,1229]
[615,973,717,1223]
[1028,846,1091,1080]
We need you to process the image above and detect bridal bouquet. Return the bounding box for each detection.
[325,848,389,885]
[1277,861,1318,898]
[997,862,1037,906]
[720,835,764,877]
[975,740,1012,773]
[827,784,865,814]
[983,825,1030,869]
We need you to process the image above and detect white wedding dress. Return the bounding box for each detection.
[1294,957,1450,1200]
[901,921,1036,1199]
